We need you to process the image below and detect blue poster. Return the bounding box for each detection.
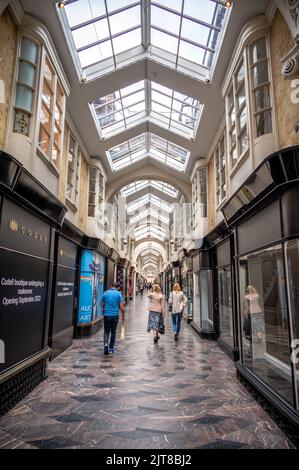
[78,250,105,323]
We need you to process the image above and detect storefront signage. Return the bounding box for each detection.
[0,198,51,373]
[78,250,105,324]
[0,198,51,259]
[51,237,77,337]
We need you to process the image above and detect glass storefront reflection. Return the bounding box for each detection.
[239,245,294,405]
[285,240,299,404]
[200,270,214,331]
[193,270,214,331]
[218,265,234,346]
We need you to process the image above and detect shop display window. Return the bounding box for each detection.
[218,265,234,346]
[285,239,299,407]
[239,245,294,405]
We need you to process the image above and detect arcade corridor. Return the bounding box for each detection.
[0,296,293,449]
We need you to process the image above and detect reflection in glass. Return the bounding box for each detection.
[218,265,233,346]
[285,240,299,404]
[239,246,294,405]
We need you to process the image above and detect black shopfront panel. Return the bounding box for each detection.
[237,200,281,256]
[106,258,115,289]
[0,197,52,374]
[49,236,78,359]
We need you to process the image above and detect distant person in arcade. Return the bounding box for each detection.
[101,282,125,356]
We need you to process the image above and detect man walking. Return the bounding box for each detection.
[101,282,125,355]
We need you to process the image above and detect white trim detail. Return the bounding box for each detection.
[20,14,71,97]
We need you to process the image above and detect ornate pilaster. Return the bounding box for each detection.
[274,0,299,78]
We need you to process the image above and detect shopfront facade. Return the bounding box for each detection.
[221,146,299,435]
[179,250,194,322]
[0,150,66,416]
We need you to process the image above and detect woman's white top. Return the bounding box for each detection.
[168,291,187,314]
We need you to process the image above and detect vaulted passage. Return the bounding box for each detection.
[1,0,299,451]
[0,296,293,449]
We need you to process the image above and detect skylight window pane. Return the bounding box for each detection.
[151,90,172,108]
[122,90,144,108]
[113,28,141,55]
[78,41,113,67]
[183,0,215,24]
[72,19,110,49]
[107,0,138,13]
[153,0,182,13]
[151,6,181,35]
[179,40,205,65]
[109,6,140,35]
[65,0,106,28]
[181,18,211,47]
[151,101,171,120]
[151,29,178,55]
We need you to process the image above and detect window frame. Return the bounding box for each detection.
[37,49,66,172]
[215,130,227,208]
[226,53,250,174]
[88,166,105,219]
[65,129,81,205]
[247,34,273,140]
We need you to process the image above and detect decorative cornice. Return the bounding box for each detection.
[274,0,299,40]
[281,42,299,77]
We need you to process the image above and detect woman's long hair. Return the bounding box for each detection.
[173,283,181,293]
[152,284,162,294]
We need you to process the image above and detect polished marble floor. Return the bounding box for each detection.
[0,295,294,449]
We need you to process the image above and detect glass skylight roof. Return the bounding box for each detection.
[134,224,167,241]
[126,193,173,214]
[59,1,230,81]
[91,80,203,139]
[129,208,170,225]
[106,132,190,171]
[150,0,227,73]
[62,0,142,74]
[121,180,178,198]
[140,248,161,257]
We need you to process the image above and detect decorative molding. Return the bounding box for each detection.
[6,0,24,24]
[281,42,299,77]
[274,0,299,40]
[273,0,299,78]
[222,15,270,96]
[190,159,207,181]
[266,1,278,25]
[0,0,9,16]
[20,14,71,96]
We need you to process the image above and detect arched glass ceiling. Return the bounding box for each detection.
[127,193,173,213]
[140,248,161,257]
[106,132,189,171]
[90,80,203,139]
[121,180,178,198]
[130,208,170,225]
[134,223,167,241]
[58,0,231,81]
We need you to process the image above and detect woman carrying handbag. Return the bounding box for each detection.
[168,283,187,341]
[147,284,166,344]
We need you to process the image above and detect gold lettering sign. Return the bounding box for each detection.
[59,249,76,260]
[8,218,48,244]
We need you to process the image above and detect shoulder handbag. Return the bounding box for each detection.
[243,315,252,339]
[159,315,165,335]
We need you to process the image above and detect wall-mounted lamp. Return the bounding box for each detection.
[57,1,65,8]
[224,1,233,7]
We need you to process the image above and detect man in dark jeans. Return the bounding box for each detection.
[101,283,125,355]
